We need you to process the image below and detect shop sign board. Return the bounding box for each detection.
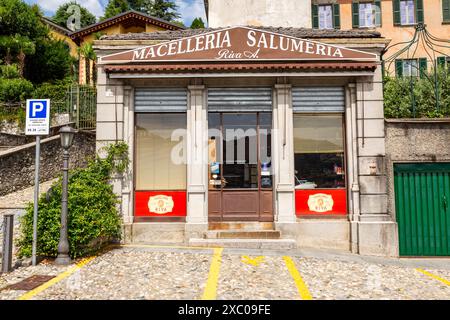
[295,189,347,215]
[100,26,378,64]
[135,191,187,217]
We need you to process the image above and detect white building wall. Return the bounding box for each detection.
[207,0,312,28]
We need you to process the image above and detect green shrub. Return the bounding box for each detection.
[17,143,129,259]
[0,64,20,79]
[32,79,72,102]
[384,67,450,118]
[0,77,34,102]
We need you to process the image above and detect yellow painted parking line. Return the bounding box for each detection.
[18,257,95,300]
[201,247,224,300]
[241,255,265,266]
[283,256,313,300]
[416,269,450,286]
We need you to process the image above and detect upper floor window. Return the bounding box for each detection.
[360,2,381,27]
[437,56,450,69]
[312,3,340,29]
[393,0,424,25]
[400,0,415,25]
[319,5,333,29]
[443,0,450,23]
[395,58,428,78]
[352,1,381,28]
[402,59,418,77]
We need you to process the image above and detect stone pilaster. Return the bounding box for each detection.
[353,67,398,257]
[121,86,134,225]
[347,83,360,253]
[186,85,208,232]
[273,84,296,223]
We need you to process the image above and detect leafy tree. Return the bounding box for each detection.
[0,35,35,76]
[52,1,96,31]
[0,0,47,39]
[128,0,145,11]
[102,0,181,22]
[0,0,73,85]
[78,42,96,85]
[145,0,181,22]
[102,0,130,20]
[25,39,73,84]
[190,17,205,29]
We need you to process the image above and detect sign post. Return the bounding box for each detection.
[25,99,50,266]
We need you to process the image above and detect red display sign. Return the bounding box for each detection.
[135,191,187,217]
[295,189,347,215]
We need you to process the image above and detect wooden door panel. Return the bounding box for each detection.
[222,191,259,220]
[260,190,274,222]
[208,191,222,221]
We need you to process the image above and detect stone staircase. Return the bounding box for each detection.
[188,222,296,249]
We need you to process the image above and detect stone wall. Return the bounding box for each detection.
[0,131,95,196]
[385,119,450,220]
[0,123,76,147]
[0,133,33,147]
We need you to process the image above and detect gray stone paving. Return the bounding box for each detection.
[0,182,449,300]
[0,246,449,300]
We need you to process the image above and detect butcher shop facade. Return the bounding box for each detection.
[95,26,398,256]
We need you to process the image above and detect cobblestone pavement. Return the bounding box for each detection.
[1,245,449,300]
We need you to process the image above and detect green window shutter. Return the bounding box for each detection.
[395,59,403,77]
[312,4,319,29]
[437,56,446,68]
[352,1,359,28]
[419,58,427,78]
[374,0,382,26]
[416,0,424,23]
[333,4,341,29]
[393,0,401,25]
[443,0,450,22]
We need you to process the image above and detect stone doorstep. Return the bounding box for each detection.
[208,222,275,231]
[204,230,281,239]
[189,238,297,250]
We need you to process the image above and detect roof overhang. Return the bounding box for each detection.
[70,10,184,45]
[104,61,377,73]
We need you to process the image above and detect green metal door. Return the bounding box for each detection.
[394,163,450,256]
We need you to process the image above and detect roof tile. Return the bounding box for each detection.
[100,26,381,41]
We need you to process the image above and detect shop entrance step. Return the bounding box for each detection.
[188,238,296,250]
[208,222,275,231]
[204,230,281,239]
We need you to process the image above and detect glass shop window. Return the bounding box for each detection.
[135,113,186,190]
[293,115,345,190]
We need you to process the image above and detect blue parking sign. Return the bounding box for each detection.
[28,100,48,118]
[26,99,50,135]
